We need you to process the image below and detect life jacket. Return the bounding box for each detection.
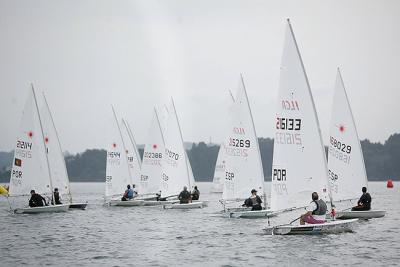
[250,196,261,207]
[126,189,134,199]
[312,199,327,215]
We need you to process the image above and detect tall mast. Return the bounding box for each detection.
[240,74,266,208]
[337,68,368,186]
[31,84,55,203]
[170,98,192,189]
[124,120,142,170]
[111,106,133,185]
[42,93,72,203]
[287,19,333,207]
[154,108,166,146]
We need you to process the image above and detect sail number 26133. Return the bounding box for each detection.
[276,117,301,131]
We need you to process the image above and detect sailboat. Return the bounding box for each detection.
[220,76,272,218]
[105,106,144,206]
[263,20,357,234]
[328,69,385,219]
[120,118,142,187]
[210,144,226,193]
[136,108,172,206]
[211,91,235,194]
[160,99,205,209]
[41,94,87,210]
[8,85,69,214]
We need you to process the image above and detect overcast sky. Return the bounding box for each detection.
[0,0,399,154]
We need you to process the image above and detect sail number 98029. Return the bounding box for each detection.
[330,136,351,154]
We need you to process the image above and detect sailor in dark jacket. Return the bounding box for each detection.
[178,186,191,204]
[51,188,62,205]
[242,189,263,211]
[29,190,47,207]
[352,187,372,211]
[191,186,200,200]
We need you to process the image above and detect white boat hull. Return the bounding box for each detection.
[14,204,69,214]
[193,200,208,207]
[109,199,145,206]
[69,203,88,210]
[225,208,276,218]
[263,218,358,235]
[141,200,178,206]
[336,210,386,219]
[163,202,205,209]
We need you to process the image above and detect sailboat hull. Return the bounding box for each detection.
[336,210,386,219]
[226,209,276,219]
[162,202,205,209]
[263,218,358,235]
[14,204,69,214]
[109,199,145,206]
[141,200,178,206]
[69,203,88,210]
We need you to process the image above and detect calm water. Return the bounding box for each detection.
[0,182,399,267]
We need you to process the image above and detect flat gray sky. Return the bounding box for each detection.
[1,0,399,154]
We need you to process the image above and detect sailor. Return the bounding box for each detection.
[156,190,167,201]
[29,190,47,207]
[51,188,62,205]
[351,187,372,211]
[191,186,200,200]
[131,184,138,198]
[121,184,134,201]
[242,189,263,211]
[300,192,327,225]
[178,186,191,204]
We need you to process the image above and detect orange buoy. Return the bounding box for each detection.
[387,179,394,188]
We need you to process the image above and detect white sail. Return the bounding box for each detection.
[222,76,265,201]
[105,107,131,198]
[120,119,141,186]
[160,99,192,197]
[40,94,71,201]
[212,92,235,193]
[139,109,165,195]
[186,151,195,190]
[328,69,368,201]
[158,104,170,133]
[211,144,226,192]
[270,20,330,212]
[9,86,53,198]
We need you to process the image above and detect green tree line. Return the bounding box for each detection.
[1,134,399,182]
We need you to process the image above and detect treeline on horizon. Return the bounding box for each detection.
[0,134,399,182]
